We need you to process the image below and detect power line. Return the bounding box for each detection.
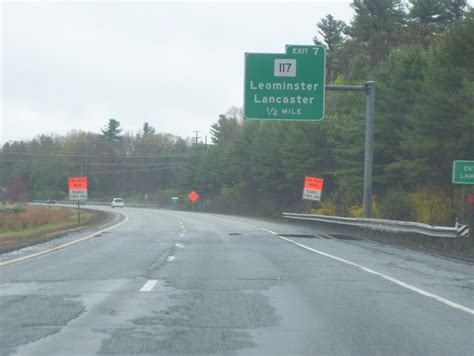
[193,131,201,146]
[0,135,187,147]
[0,151,186,158]
[86,164,185,174]
[0,158,197,170]
[0,157,185,166]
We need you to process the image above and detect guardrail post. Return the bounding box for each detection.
[77,200,80,225]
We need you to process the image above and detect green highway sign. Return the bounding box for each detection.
[244,44,325,121]
[452,160,474,184]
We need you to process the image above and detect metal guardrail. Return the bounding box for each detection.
[282,213,457,239]
[32,200,160,209]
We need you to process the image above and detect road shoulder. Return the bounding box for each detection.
[0,208,127,266]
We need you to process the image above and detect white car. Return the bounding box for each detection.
[111,198,124,208]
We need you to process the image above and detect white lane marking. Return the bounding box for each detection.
[167,256,175,262]
[273,234,474,316]
[261,228,278,235]
[209,215,259,229]
[176,243,185,248]
[179,233,185,237]
[139,279,158,292]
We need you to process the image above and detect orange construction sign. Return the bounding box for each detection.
[68,176,88,190]
[303,176,324,201]
[304,176,324,191]
[188,191,199,202]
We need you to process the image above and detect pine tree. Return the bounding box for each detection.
[142,122,156,136]
[101,119,123,141]
[400,11,474,187]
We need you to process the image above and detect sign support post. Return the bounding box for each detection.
[469,199,473,238]
[363,82,375,219]
[452,160,474,224]
[77,200,81,225]
[244,45,376,218]
[325,83,375,218]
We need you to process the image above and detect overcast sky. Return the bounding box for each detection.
[1,1,355,143]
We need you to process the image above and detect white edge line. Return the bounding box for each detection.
[209,215,259,229]
[261,228,278,235]
[271,233,474,316]
[139,279,158,292]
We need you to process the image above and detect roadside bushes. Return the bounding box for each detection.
[409,186,450,225]
[348,197,382,218]
[380,187,413,221]
[306,186,452,226]
[309,200,338,216]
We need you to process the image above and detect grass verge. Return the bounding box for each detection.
[0,205,111,254]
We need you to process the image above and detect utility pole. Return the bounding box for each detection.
[193,131,201,147]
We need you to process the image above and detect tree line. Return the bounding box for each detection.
[1,0,473,225]
[182,1,473,224]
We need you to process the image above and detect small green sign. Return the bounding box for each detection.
[452,160,474,184]
[244,45,325,121]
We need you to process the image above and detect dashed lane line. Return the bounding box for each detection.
[139,279,158,292]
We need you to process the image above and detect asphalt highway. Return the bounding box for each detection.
[0,207,473,355]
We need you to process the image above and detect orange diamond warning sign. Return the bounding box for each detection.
[188,191,199,202]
